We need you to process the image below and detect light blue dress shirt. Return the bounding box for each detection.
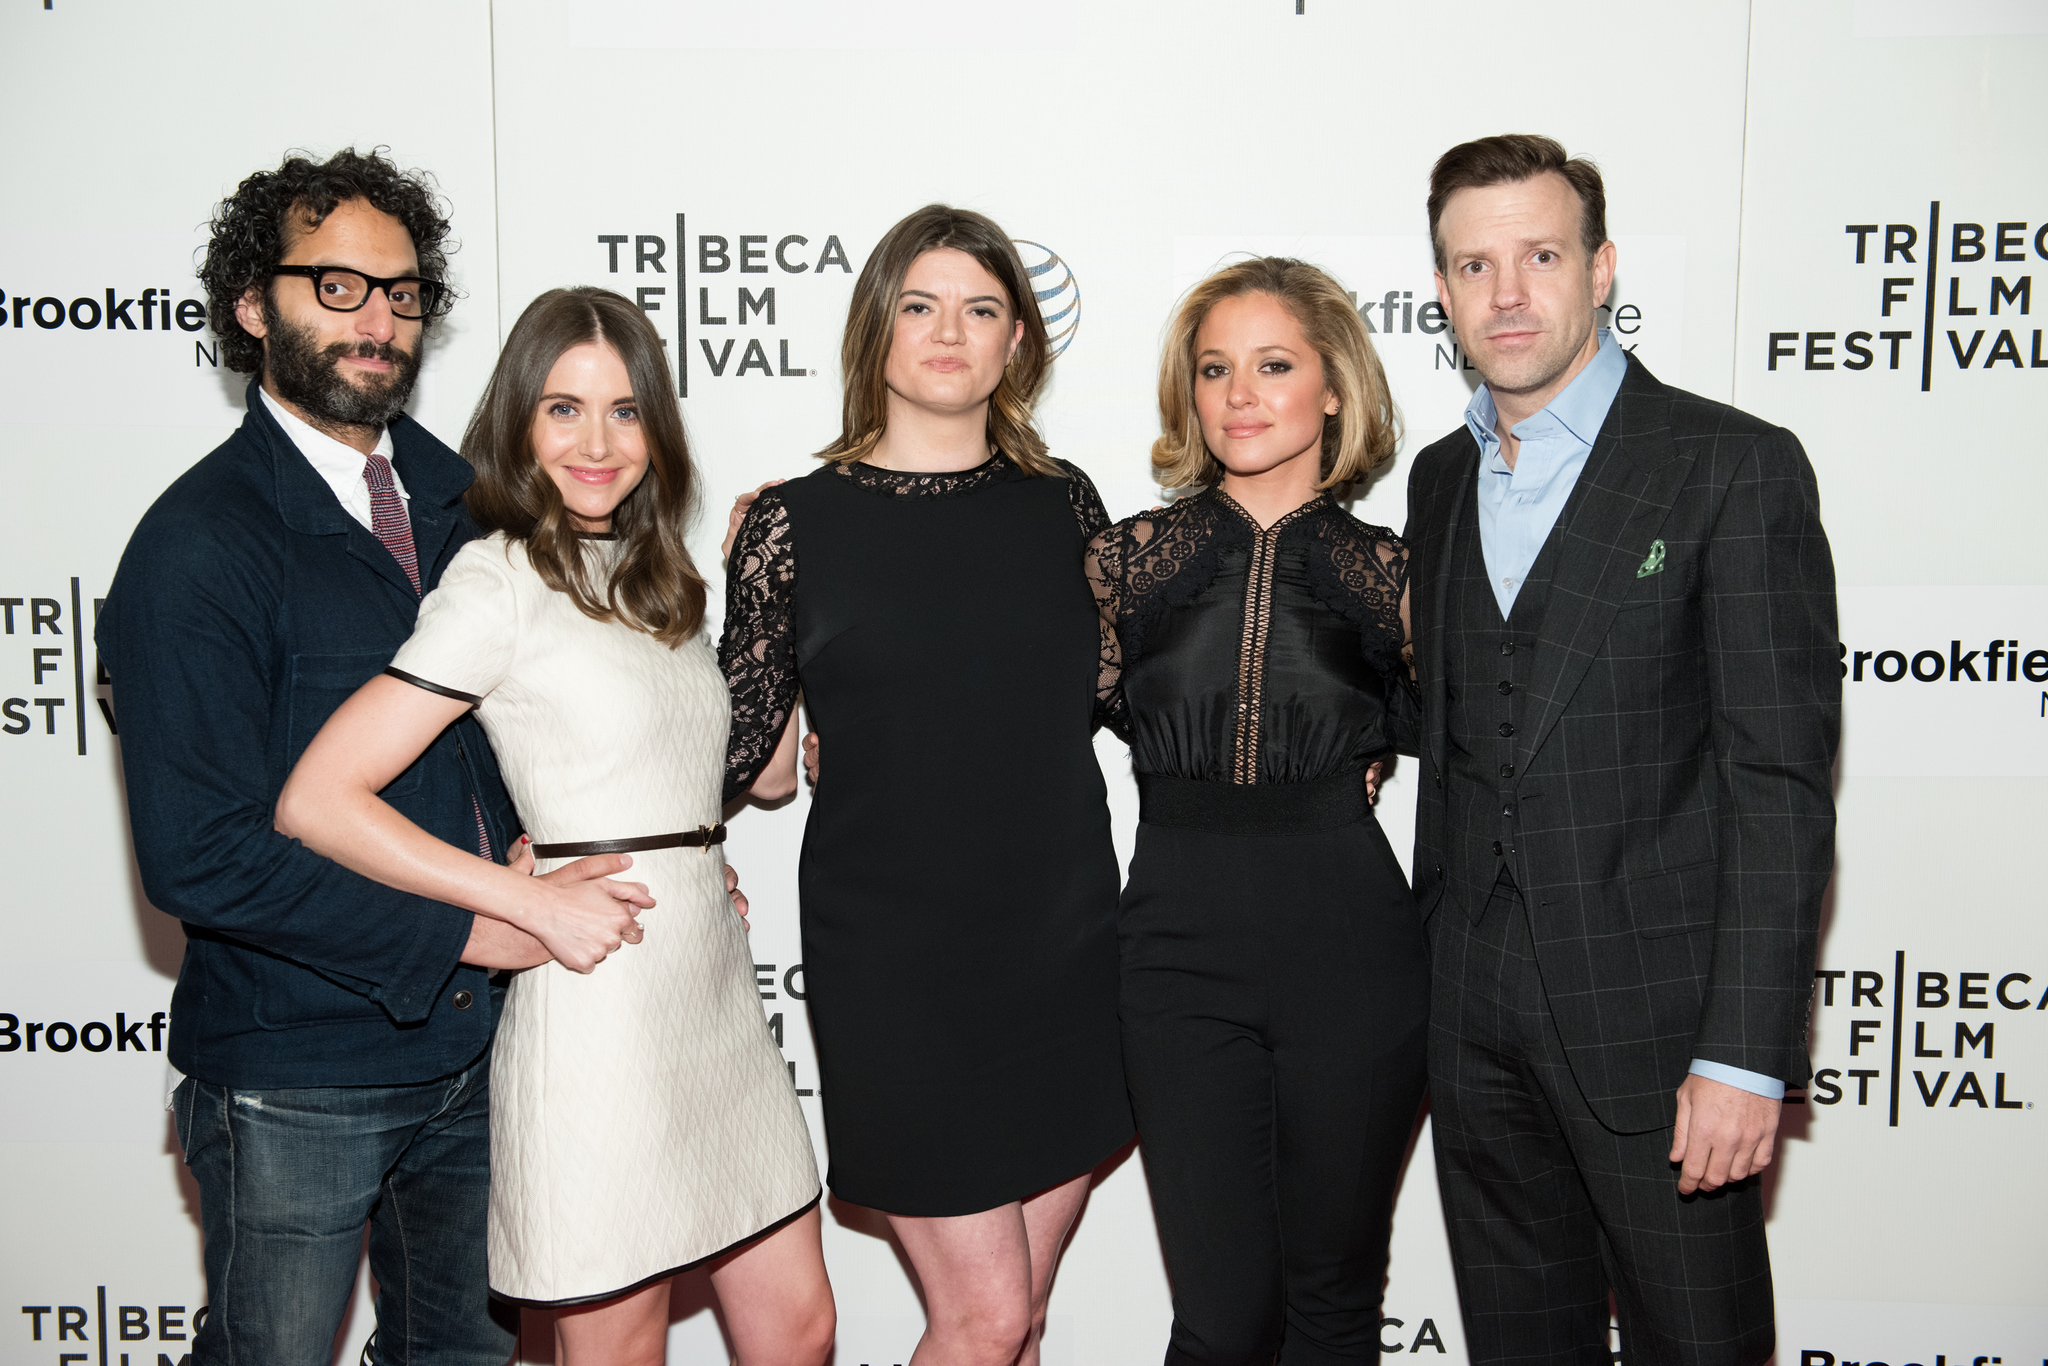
[1464,330,1786,1104]
[1465,328,1627,618]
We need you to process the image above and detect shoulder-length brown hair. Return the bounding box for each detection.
[461,286,707,646]
[1152,257,1400,494]
[818,203,1060,476]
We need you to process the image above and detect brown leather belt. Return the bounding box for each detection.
[530,825,726,859]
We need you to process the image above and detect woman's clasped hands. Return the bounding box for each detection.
[503,840,654,973]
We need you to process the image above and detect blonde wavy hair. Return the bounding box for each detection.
[1152,257,1399,493]
[818,203,1059,476]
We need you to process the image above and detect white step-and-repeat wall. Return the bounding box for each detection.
[2,1,2042,1363]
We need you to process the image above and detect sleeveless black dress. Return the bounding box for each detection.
[720,454,1133,1217]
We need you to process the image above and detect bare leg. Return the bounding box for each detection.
[888,1171,1095,1366]
[1016,1172,1092,1366]
[555,1279,671,1366]
[890,1203,1033,1366]
[708,1206,836,1366]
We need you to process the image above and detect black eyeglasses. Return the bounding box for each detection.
[271,265,450,319]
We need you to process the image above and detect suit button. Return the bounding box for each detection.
[1502,804,1516,819]
[1499,722,1515,737]
[1491,840,1504,856]
[1433,863,1444,877]
[1500,641,1515,655]
[1434,771,1443,787]
[453,989,474,1010]
[1498,680,1513,695]
[1499,763,1515,778]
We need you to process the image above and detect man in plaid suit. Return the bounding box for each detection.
[1403,135,1839,1366]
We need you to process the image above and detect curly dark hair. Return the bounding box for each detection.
[199,147,456,375]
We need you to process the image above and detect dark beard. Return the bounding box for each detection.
[263,298,423,431]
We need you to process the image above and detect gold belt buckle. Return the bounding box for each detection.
[698,824,716,853]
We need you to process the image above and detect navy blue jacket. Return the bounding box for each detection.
[98,382,519,1087]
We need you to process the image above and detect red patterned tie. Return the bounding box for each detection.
[364,453,421,594]
[364,453,493,861]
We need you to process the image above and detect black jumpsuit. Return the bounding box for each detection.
[1088,488,1430,1366]
[721,454,1133,1217]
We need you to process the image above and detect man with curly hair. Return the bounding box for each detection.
[96,147,626,1365]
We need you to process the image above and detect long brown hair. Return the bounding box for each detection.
[1152,257,1400,493]
[462,287,707,646]
[817,203,1059,476]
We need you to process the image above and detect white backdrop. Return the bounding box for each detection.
[2,2,2042,1363]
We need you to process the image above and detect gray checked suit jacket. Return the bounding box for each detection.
[1404,354,1841,1134]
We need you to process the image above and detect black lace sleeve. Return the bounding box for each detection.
[718,489,800,803]
[1302,512,1416,691]
[1115,495,1242,667]
[1057,460,1111,540]
[1083,521,1131,743]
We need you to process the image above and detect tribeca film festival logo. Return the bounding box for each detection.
[1765,202,2045,388]
[753,959,820,1100]
[17,1293,203,1366]
[0,284,214,363]
[1804,954,2041,1123]
[593,220,853,395]
[0,586,113,754]
[592,220,1082,394]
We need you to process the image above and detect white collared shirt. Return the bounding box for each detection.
[259,386,405,532]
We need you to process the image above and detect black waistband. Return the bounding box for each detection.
[1136,771,1372,837]
[530,825,726,859]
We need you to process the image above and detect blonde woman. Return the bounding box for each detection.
[1086,258,1428,1365]
[719,205,1130,1366]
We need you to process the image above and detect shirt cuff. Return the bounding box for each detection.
[1688,1059,1786,1100]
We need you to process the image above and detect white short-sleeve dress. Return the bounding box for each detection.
[389,531,819,1305]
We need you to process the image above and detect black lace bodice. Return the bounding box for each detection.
[1086,489,1414,785]
[720,453,1111,801]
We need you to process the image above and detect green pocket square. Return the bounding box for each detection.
[1636,539,1666,578]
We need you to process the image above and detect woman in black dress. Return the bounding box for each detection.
[719,205,1131,1366]
[1087,257,1430,1365]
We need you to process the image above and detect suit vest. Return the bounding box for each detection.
[1441,479,1567,916]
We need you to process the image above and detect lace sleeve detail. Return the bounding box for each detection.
[1302,512,1415,691]
[1115,494,1244,668]
[718,490,800,803]
[1058,460,1111,540]
[1084,521,1131,743]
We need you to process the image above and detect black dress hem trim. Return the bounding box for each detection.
[487,1188,823,1309]
[826,1126,1136,1220]
[384,666,483,706]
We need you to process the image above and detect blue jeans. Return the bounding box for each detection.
[172,1054,516,1366]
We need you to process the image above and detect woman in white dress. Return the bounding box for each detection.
[277,287,830,1366]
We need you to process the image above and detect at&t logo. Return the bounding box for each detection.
[1014,241,1081,357]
